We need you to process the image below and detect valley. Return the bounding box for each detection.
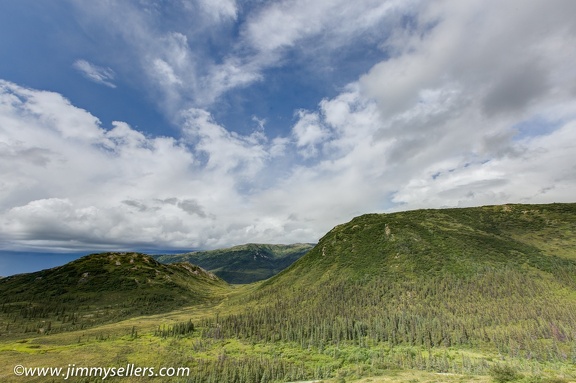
[154,243,314,284]
[1,203,576,382]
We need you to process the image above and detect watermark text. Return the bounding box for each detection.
[13,363,190,380]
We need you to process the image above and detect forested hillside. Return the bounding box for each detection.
[194,203,576,379]
[0,252,229,337]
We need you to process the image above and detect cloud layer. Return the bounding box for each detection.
[1,0,575,253]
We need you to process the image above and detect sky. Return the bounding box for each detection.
[1,0,576,275]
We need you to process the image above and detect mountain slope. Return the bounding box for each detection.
[154,243,314,283]
[0,252,229,336]
[267,203,576,284]
[214,203,576,363]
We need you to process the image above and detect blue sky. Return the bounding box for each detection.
[1,0,576,276]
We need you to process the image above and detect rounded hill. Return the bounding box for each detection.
[0,252,229,336]
[269,203,576,286]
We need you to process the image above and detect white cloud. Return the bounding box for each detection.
[68,0,417,114]
[259,0,576,225]
[291,110,330,158]
[392,120,576,208]
[73,60,116,88]
[196,0,237,20]
[181,108,268,178]
[2,0,576,254]
[151,58,182,86]
[241,0,410,53]
[286,0,576,213]
[0,81,308,251]
[0,80,105,143]
[362,0,576,119]
[0,81,199,250]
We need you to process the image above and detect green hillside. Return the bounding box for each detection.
[271,202,576,284]
[201,203,576,378]
[0,252,229,337]
[154,243,314,283]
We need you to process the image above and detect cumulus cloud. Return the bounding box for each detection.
[181,108,268,177]
[292,110,330,158]
[0,80,309,251]
[73,60,116,88]
[392,120,576,208]
[0,81,195,250]
[2,0,576,254]
[287,0,576,212]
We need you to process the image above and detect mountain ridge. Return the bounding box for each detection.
[154,242,314,283]
[266,202,576,285]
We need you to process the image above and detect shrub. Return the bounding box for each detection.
[489,364,520,383]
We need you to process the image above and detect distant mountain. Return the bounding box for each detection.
[154,243,314,284]
[0,252,229,336]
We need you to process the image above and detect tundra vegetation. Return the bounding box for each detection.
[1,203,575,383]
